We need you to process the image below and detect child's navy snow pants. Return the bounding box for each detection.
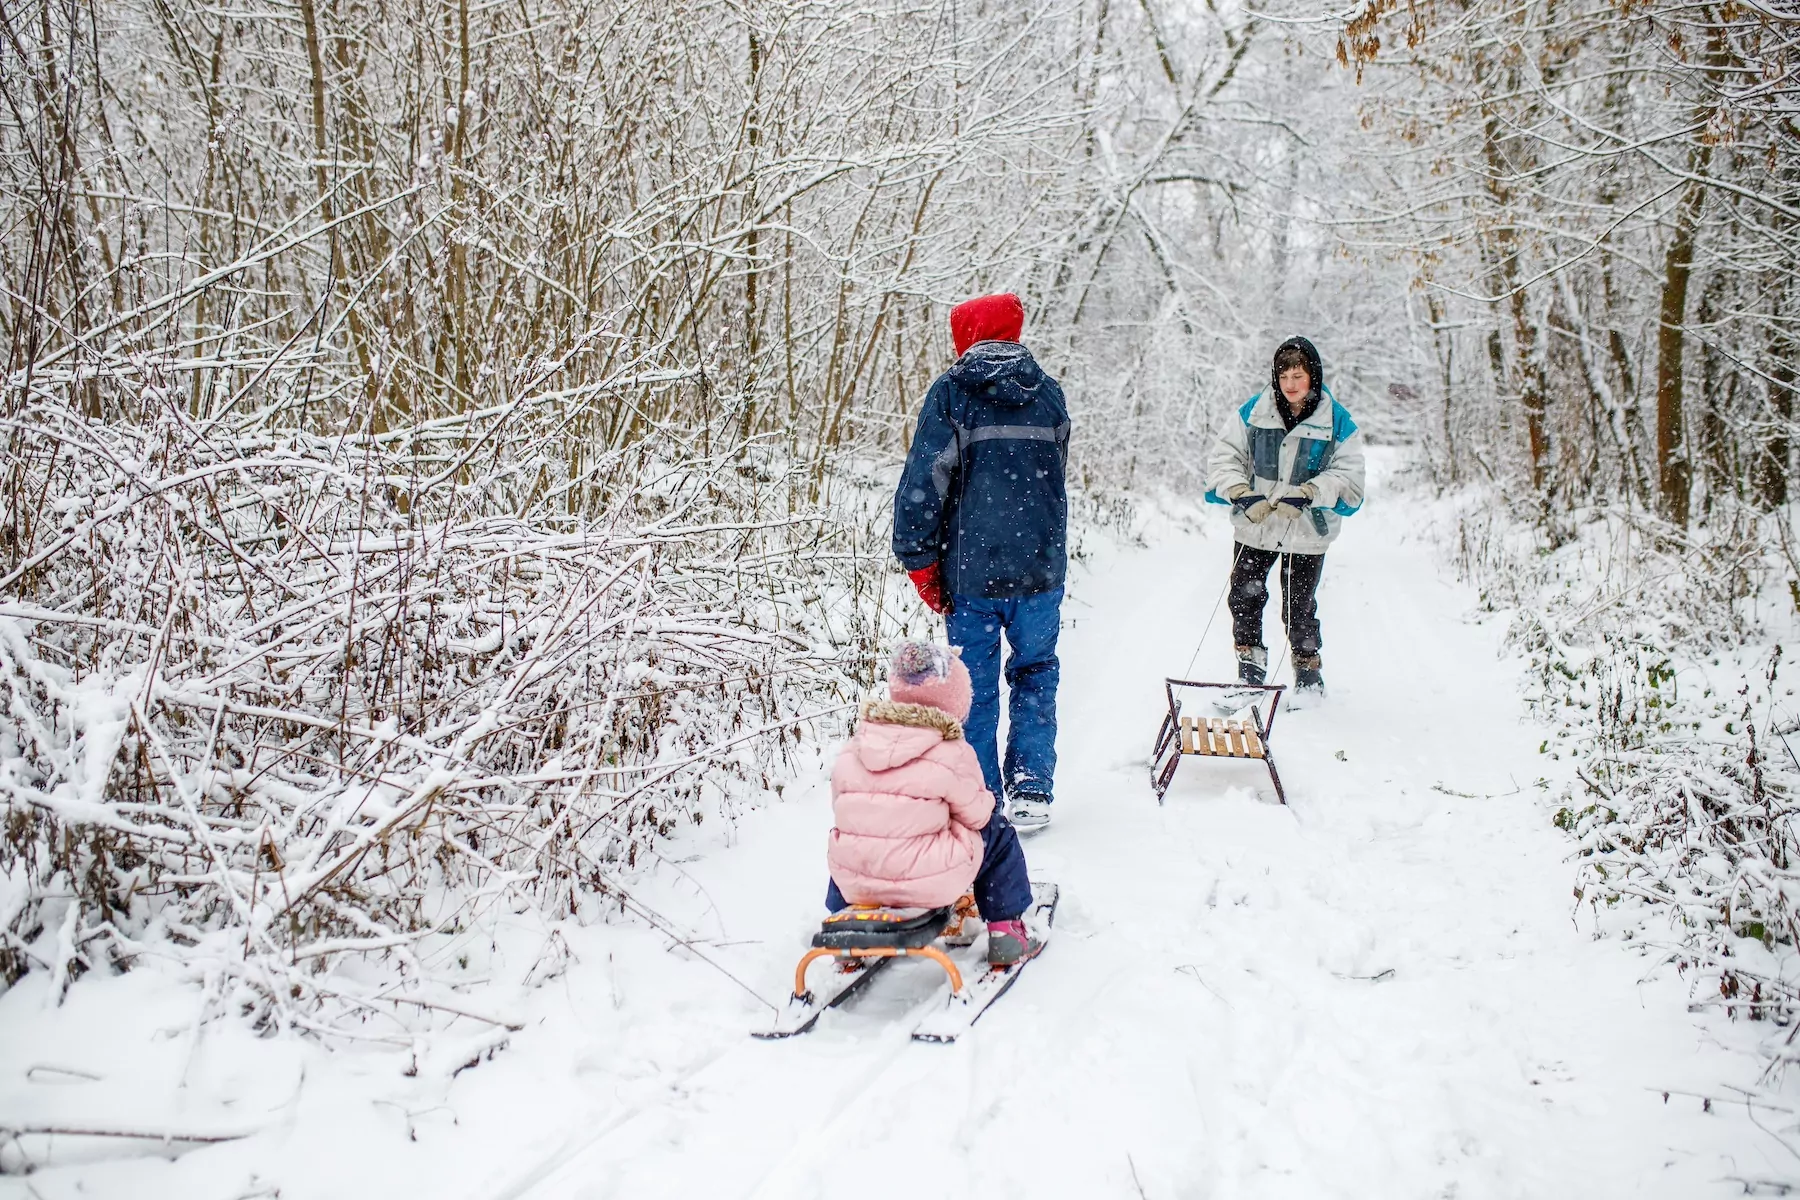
[826,812,1032,922]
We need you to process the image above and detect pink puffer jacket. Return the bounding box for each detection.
[827,699,994,909]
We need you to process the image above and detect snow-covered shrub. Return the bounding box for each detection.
[1,391,885,1042]
[1451,496,1800,1026]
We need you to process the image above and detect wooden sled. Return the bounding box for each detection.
[790,902,968,1004]
[1149,677,1287,805]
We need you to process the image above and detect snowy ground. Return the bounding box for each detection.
[3,452,1792,1199]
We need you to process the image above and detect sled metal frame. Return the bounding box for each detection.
[792,944,964,1003]
[1149,678,1287,806]
[788,904,968,1004]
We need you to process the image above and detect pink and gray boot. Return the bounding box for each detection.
[986,919,1042,967]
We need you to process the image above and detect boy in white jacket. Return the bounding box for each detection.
[1205,336,1366,695]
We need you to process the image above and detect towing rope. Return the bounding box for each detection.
[1184,523,1302,685]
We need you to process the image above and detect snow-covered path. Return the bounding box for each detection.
[486,460,1777,1200]
[2,457,1784,1199]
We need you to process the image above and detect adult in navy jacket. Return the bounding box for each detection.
[892,293,1070,833]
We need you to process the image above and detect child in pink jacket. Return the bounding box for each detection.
[825,641,1039,965]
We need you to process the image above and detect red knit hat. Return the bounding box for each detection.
[949,293,1025,357]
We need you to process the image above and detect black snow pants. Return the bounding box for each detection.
[1228,545,1324,657]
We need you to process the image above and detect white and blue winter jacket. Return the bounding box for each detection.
[1204,387,1366,555]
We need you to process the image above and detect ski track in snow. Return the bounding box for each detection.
[2,452,1790,1198]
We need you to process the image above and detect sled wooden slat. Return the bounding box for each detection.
[1150,680,1288,805]
[1183,716,1261,760]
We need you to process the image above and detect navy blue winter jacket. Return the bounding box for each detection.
[892,342,1071,599]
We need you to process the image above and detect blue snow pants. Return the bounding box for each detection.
[827,812,1033,922]
[947,587,1062,804]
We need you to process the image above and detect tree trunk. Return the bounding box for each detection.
[737,27,763,452]
[1697,281,1724,515]
[1510,282,1551,495]
[1478,70,1551,499]
[1655,175,1707,526]
[1767,303,1794,508]
[1426,290,1456,481]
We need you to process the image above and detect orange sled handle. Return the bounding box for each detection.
[794,945,964,1001]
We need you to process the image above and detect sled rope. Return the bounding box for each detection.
[1182,541,1242,680]
[1184,535,1299,685]
[1272,549,1295,685]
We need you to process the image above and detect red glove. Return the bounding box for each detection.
[907,564,950,614]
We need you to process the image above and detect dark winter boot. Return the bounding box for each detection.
[1236,645,1268,686]
[1293,652,1325,697]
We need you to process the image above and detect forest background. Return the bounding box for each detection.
[3,0,1798,1084]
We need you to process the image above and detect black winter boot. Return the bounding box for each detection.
[1236,645,1268,686]
[1293,652,1325,695]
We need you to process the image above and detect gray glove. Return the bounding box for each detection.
[1273,483,1319,518]
[1226,483,1276,524]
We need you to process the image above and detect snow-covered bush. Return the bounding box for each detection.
[1451,495,1800,1027]
[1,390,887,1043]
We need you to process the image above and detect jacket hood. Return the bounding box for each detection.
[946,341,1047,408]
[852,699,962,771]
[852,721,950,772]
[950,293,1025,355]
[1271,335,1324,427]
[1271,335,1324,395]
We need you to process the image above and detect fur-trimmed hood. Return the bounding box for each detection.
[851,699,963,773]
[859,698,963,739]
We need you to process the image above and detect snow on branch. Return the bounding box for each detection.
[1,391,877,1041]
[1448,494,1800,1037]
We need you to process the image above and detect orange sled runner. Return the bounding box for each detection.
[756,882,1058,1042]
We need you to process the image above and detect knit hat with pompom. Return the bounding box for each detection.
[887,640,973,724]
